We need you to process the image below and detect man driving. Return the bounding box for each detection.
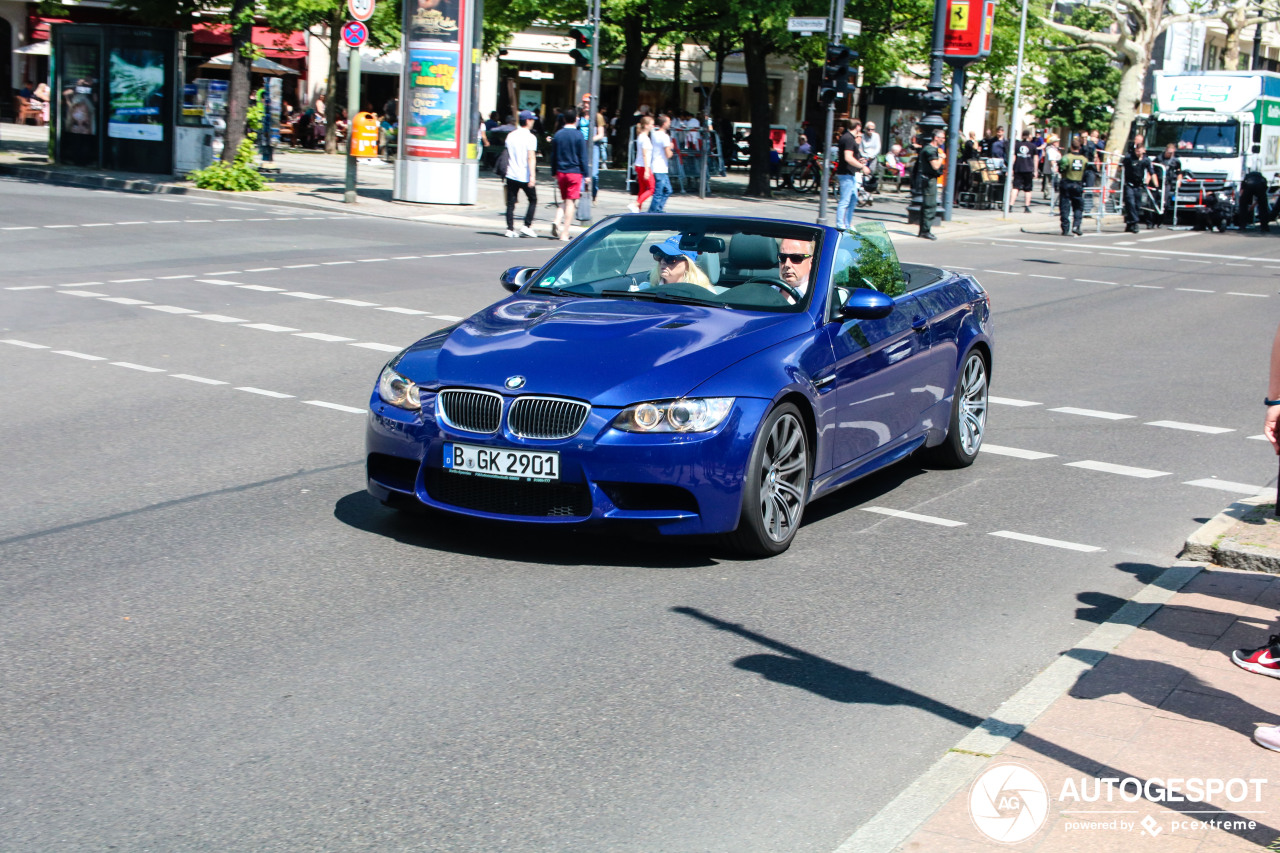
[777,237,815,303]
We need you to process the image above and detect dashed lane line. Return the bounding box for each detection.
[241,323,300,332]
[979,444,1057,460]
[1176,288,1215,293]
[0,339,48,349]
[58,290,107,297]
[989,530,1103,552]
[1049,406,1134,420]
[171,374,227,385]
[860,507,966,527]
[1074,279,1117,285]
[351,342,403,352]
[1133,285,1163,289]
[195,279,242,286]
[1065,460,1170,479]
[238,285,284,292]
[191,314,249,323]
[988,396,1041,407]
[1228,292,1269,298]
[303,400,365,414]
[280,291,332,299]
[144,305,199,314]
[294,332,355,342]
[6,285,50,291]
[237,387,295,398]
[52,350,105,361]
[1029,274,1065,280]
[1145,420,1235,434]
[111,362,165,372]
[1183,478,1272,495]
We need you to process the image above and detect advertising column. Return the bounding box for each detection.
[395,0,480,203]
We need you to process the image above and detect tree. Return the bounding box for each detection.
[962,0,1050,128]
[1209,0,1280,68]
[1040,8,1121,131]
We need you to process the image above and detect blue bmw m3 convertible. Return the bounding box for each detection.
[366,214,992,556]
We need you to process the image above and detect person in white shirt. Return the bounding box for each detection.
[861,122,883,194]
[648,114,675,212]
[503,110,540,237]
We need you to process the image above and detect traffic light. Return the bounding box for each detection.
[569,25,593,67]
[820,43,856,103]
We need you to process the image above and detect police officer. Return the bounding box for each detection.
[1121,136,1156,233]
[1236,170,1273,232]
[917,128,946,240]
[1059,138,1089,237]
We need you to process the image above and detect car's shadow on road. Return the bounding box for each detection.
[333,490,721,569]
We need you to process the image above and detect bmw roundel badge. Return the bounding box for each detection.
[505,375,526,390]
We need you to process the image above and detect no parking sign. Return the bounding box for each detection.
[342,20,368,48]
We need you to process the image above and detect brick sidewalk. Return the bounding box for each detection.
[897,566,1280,852]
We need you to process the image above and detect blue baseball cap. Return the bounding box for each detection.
[518,110,537,121]
[649,235,699,262]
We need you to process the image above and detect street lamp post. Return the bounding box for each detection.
[817,0,847,226]
[907,0,949,227]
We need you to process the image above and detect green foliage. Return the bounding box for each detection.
[1040,8,1122,130]
[852,222,904,297]
[189,94,269,191]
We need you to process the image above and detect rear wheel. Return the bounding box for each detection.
[792,163,817,193]
[726,403,810,557]
[931,349,988,468]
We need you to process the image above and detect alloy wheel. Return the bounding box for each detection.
[957,354,988,456]
[758,413,807,542]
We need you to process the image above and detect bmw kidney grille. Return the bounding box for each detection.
[437,389,589,439]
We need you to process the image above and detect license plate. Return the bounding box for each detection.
[443,442,560,482]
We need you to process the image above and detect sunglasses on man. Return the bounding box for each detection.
[777,252,813,265]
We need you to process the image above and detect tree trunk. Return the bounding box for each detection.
[742,29,774,197]
[614,15,648,167]
[1222,5,1245,69]
[672,43,682,113]
[325,13,341,155]
[222,0,254,163]
[1105,45,1150,157]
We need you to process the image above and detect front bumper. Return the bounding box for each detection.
[365,392,769,536]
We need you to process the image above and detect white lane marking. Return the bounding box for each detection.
[151,220,181,224]
[59,282,102,287]
[1133,285,1163,289]
[111,361,165,372]
[273,218,298,221]
[52,350,105,361]
[1183,259,1212,264]
[246,218,271,221]
[1060,250,1093,255]
[110,278,151,283]
[196,279,242,286]
[988,236,1280,263]
[357,258,388,263]
[1183,478,1272,495]
[145,305,199,314]
[331,298,379,307]
[351,342,403,352]
[171,374,227,385]
[1100,253,1127,257]
[44,224,77,229]
[979,444,1057,460]
[1248,434,1269,441]
[284,263,318,269]
[1144,420,1235,434]
[237,284,284,292]
[58,290,107,297]
[304,400,365,414]
[1176,288,1215,293]
[981,269,1021,275]
[82,223,112,227]
[1028,274,1065,280]
[322,261,354,266]
[192,202,218,206]
[989,530,1103,552]
[1074,279,1116,285]
[1138,232,1195,242]
[158,274,195,280]
[236,387,294,398]
[216,219,242,222]
[1050,406,1134,420]
[184,219,213,223]
[191,314,248,323]
[204,270,240,276]
[1227,292,1269,297]
[6,285,51,290]
[434,314,463,322]
[294,332,354,342]
[241,323,300,332]
[1,226,36,230]
[377,306,430,315]
[988,396,1041,407]
[245,267,279,272]
[1066,460,1170,478]
[281,291,331,299]
[1225,263,1252,268]
[392,256,420,260]
[860,506,966,527]
[1,339,49,349]
[99,297,152,305]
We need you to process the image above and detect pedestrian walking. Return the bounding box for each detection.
[862,121,883,194]
[916,128,945,241]
[1058,138,1088,237]
[648,114,675,212]
[630,115,655,213]
[1012,130,1039,213]
[1042,134,1061,199]
[1157,142,1182,221]
[1120,136,1156,233]
[836,120,868,230]
[503,110,540,238]
[551,109,589,242]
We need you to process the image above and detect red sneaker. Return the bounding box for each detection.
[1233,634,1280,678]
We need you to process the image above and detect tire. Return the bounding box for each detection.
[725,403,810,557]
[931,349,989,468]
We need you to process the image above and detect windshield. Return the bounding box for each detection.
[527,215,825,313]
[1150,120,1239,157]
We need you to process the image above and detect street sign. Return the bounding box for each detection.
[944,0,995,63]
[843,19,862,37]
[348,0,375,22]
[787,16,828,33]
[341,20,368,48]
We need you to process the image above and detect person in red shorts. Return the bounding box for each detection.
[551,109,589,242]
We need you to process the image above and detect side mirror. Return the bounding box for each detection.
[838,288,895,320]
[1253,143,1263,155]
[500,266,537,292]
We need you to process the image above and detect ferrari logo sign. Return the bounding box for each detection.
[945,0,995,63]
[949,3,969,30]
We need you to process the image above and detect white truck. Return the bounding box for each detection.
[1139,70,1280,213]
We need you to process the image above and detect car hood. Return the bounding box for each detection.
[397,296,812,407]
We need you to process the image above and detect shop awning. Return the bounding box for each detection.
[200,52,300,75]
[15,42,51,56]
[29,17,72,41]
[192,24,307,58]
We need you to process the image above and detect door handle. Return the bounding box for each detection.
[911,315,928,332]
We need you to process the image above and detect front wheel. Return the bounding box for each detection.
[931,349,988,468]
[726,403,810,557]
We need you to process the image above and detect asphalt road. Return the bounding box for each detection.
[1,177,1276,852]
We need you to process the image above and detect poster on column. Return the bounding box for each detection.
[107,48,166,141]
[405,48,461,158]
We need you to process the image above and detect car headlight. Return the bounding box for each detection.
[378,365,421,411]
[614,397,734,433]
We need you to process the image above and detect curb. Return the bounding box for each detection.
[830,561,1204,853]
[1181,493,1280,573]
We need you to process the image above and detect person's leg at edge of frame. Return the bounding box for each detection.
[1060,187,1071,236]
[635,167,653,211]
[836,174,855,229]
[523,183,537,228]
[651,173,671,213]
[1072,185,1084,235]
[504,178,519,236]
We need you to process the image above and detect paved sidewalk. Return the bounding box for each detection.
[886,556,1280,851]
[0,122,1068,241]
